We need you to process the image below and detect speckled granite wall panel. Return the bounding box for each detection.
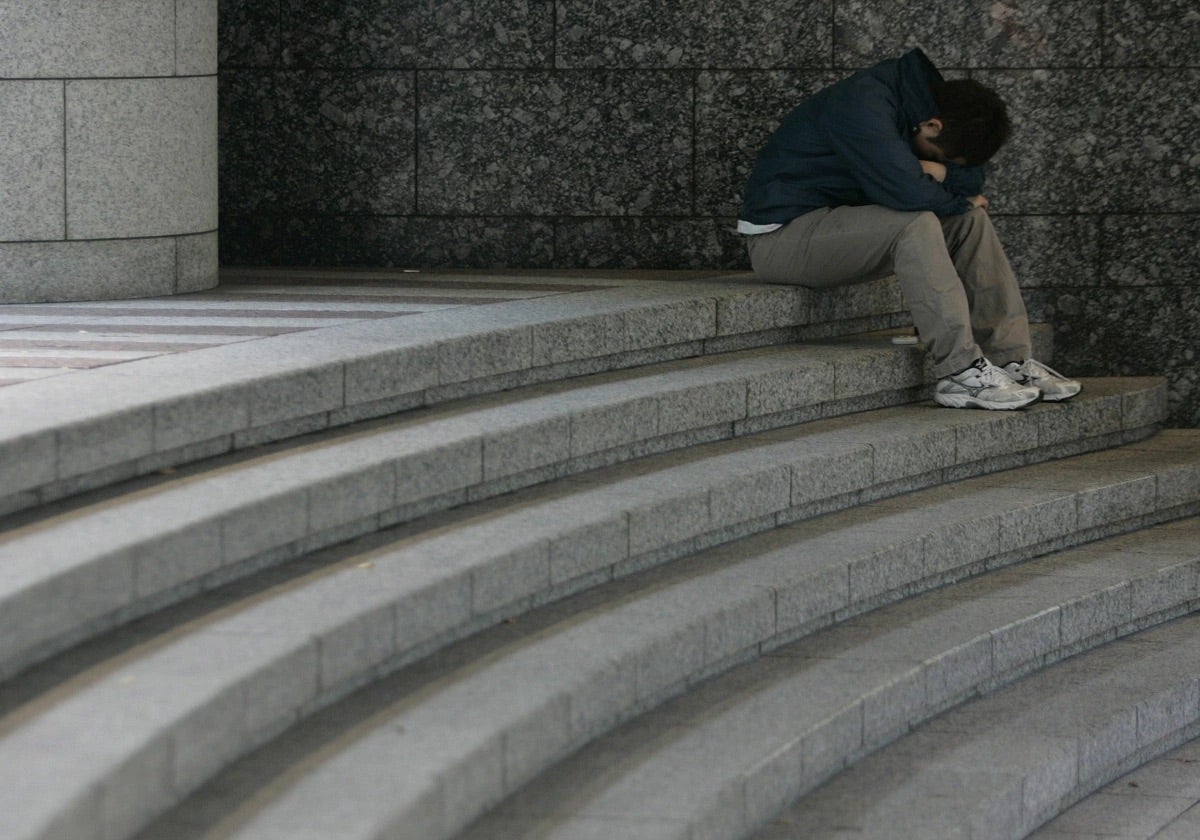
[279,0,553,68]
[1043,286,1200,426]
[554,218,746,269]
[834,0,967,68]
[835,0,1099,69]
[1102,215,1200,287]
[213,0,1200,427]
[695,71,838,215]
[1099,71,1200,212]
[975,71,1104,214]
[220,214,555,268]
[556,0,830,68]
[220,70,415,215]
[991,215,1100,288]
[1105,0,1200,67]
[218,0,279,67]
[418,71,692,216]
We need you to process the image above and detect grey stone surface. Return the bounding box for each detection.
[0,238,179,303]
[834,0,1099,68]
[219,70,414,216]
[1105,0,1200,67]
[176,231,220,294]
[0,81,64,242]
[66,77,218,239]
[0,0,175,78]
[696,71,838,216]
[417,71,691,216]
[557,0,829,68]
[992,214,1100,288]
[279,0,553,69]
[1102,214,1200,287]
[177,0,219,76]
[555,217,748,271]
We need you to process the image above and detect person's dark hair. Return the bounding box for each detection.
[930,79,1011,166]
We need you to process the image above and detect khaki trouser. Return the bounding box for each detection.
[746,205,1033,378]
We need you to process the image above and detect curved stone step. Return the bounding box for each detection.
[452,513,1200,840]
[1030,732,1200,839]
[0,335,1105,682]
[0,276,912,517]
[750,602,1200,839]
[63,433,1193,840]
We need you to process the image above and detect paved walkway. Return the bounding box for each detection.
[0,268,719,388]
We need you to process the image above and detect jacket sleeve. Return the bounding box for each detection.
[819,84,972,217]
[943,162,986,198]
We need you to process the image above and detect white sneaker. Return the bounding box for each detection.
[934,357,1041,410]
[1001,358,1082,402]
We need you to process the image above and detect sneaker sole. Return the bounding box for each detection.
[933,391,1041,410]
[1039,386,1083,402]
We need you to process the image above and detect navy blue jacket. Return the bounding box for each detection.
[740,49,985,225]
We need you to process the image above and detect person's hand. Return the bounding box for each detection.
[969,194,989,209]
[919,160,947,183]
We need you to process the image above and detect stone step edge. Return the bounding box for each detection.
[0,374,1153,685]
[0,276,910,515]
[5,433,1195,840]
[151,440,1200,840]
[754,612,1200,840]
[1028,722,1200,838]
[459,516,1200,840]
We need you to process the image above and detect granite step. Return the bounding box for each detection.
[1030,730,1200,839]
[751,591,1200,839]
[0,275,911,517]
[450,513,1200,840]
[65,432,1194,840]
[0,330,1077,683]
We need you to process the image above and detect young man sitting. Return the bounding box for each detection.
[739,47,1080,410]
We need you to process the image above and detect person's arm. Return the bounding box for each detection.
[920,160,947,182]
[819,84,972,216]
[942,162,986,197]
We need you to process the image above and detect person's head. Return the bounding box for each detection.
[913,79,1012,166]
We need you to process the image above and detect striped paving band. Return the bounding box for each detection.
[0,269,617,387]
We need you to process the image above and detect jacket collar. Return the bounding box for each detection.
[897,48,944,130]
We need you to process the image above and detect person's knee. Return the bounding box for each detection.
[899,211,944,246]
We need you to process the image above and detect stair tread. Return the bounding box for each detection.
[0,369,1158,682]
[1030,732,1200,839]
[752,609,1200,839]
[1,276,912,516]
[30,434,1179,840]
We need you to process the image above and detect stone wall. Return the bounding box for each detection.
[217,1,1199,425]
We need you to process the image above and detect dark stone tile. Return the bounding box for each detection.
[968,0,1100,68]
[1105,0,1200,67]
[219,70,415,215]
[279,0,553,69]
[1037,285,1200,425]
[219,214,555,268]
[834,0,967,69]
[974,70,1105,213]
[1102,215,1200,287]
[1099,70,1200,212]
[556,0,830,69]
[982,69,1200,213]
[835,0,1099,69]
[991,215,1100,288]
[696,70,839,216]
[555,217,747,269]
[417,71,692,216]
[219,0,279,67]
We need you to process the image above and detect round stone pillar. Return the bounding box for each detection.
[0,1,218,302]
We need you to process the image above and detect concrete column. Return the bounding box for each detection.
[0,1,218,302]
